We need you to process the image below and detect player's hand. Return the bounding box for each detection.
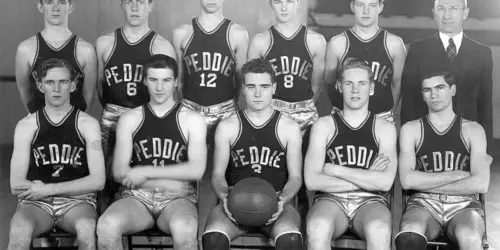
[266,196,284,225]
[222,194,238,224]
[17,180,52,201]
[369,154,390,171]
[123,168,148,189]
[12,182,33,195]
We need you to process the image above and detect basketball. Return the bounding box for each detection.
[228,177,278,227]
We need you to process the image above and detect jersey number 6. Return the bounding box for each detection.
[127,82,137,96]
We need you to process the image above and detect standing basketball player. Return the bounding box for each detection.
[248,0,325,132]
[173,0,249,139]
[305,58,397,250]
[96,55,206,250]
[202,58,304,250]
[325,0,406,122]
[96,0,176,207]
[395,71,490,250]
[15,0,97,114]
[8,58,105,250]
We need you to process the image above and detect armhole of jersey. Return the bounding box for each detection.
[262,29,274,59]
[383,31,394,65]
[226,22,237,61]
[176,105,188,145]
[75,110,85,145]
[230,112,243,149]
[132,107,146,139]
[103,33,118,69]
[74,37,86,78]
[182,30,195,60]
[325,115,338,149]
[28,36,40,77]
[275,113,286,151]
[304,27,314,62]
[149,33,158,56]
[31,112,41,146]
[372,115,380,149]
[415,119,425,153]
[338,32,350,64]
[459,117,471,153]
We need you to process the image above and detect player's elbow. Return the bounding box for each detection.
[304,171,321,192]
[92,174,106,192]
[399,172,416,190]
[474,177,490,194]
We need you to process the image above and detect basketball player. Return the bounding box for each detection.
[96,0,176,207]
[96,55,206,250]
[15,0,97,114]
[305,58,397,250]
[8,58,105,250]
[202,58,304,250]
[395,71,490,250]
[325,0,406,122]
[247,0,325,132]
[173,0,249,140]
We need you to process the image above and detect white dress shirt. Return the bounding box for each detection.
[439,31,464,53]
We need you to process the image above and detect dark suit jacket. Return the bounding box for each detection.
[401,33,493,149]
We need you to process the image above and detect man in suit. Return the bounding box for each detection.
[401,0,493,149]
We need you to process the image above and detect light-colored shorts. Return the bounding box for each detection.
[272,99,318,131]
[100,103,131,161]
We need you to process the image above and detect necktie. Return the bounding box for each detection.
[447,38,457,61]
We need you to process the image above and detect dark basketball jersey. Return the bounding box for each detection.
[416,115,470,173]
[102,28,157,108]
[264,25,314,102]
[28,107,89,184]
[131,103,188,167]
[227,110,288,191]
[29,33,85,113]
[325,112,378,170]
[338,29,394,114]
[182,18,236,106]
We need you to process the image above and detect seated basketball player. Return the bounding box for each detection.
[96,55,207,250]
[395,71,491,250]
[305,58,397,250]
[202,58,304,250]
[8,58,105,250]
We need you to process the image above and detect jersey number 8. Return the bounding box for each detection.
[127,82,137,96]
[200,73,217,87]
[284,75,294,88]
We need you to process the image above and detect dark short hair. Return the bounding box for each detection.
[337,57,374,83]
[121,0,153,3]
[143,54,178,79]
[36,58,77,82]
[351,0,385,4]
[421,70,458,87]
[242,58,276,84]
[39,0,74,4]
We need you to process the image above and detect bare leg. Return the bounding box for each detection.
[156,198,199,250]
[306,199,349,250]
[59,202,98,250]
[8,203,53,250]
[352,202,392,250]
[447,210,485,250]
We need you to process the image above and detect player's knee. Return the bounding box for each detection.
[395,231,427,250]
[365,218,391,238]
[9,218,34,240]
[454,224,483,246]
[306,217,332,242]
[170,215,198,243]
[275,232,303,250]
[202,231,230,250]
[74,218,97,240]
[96,215,122,242]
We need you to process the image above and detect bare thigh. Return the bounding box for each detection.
[400,206,441,240]
[447,209,485,243]
[156,198,198,235]
[58,202,97,235]
[10,203,53,238]
[100,197,155,235]
[307,199,349,240]
[264,203,301,240]
[352,202,391,240]
[203,204,248,240]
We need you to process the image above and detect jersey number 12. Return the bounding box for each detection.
[200,73,217,87]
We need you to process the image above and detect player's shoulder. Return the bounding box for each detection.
[119,106,143,125]
[328,31,347,45]
[96,31,115,49]
[385,31,405,48]
[15,112,38,132]
[217,112,240,132]
[17,35,38,54]
[400,118,422,134]
[312,115,334,131]
[250,29,272,46]
[229,22,248,36]
[153,33,173,45]
[461,118,485,136]
[75,37,96,57]
[277,111,300,130]
[179,106,206,125]
[173,23,194,38]
[374,115,396,132]
[306,28,326,42]
[76,111,99,129]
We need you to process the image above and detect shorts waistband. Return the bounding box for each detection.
[272,99,315,110]
[412,192,478,203]
[182,99,236,114]
[104,103,132,114]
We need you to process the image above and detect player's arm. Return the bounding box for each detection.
[172,24,192,98]
[279,117,303,204]
[95,33,114,107]
[10,116,38,195]
[324,119,397,192]
[247,31,270,61]
[324,34,346,108]
[76,39,98,112]
[138,111,207,181]
[112,110,142,183]
[229,23,249,93]
[151,35,177,59]
[307,30,326,103]
[304,117,361,193]
[399,120,470,190]
[211,117,238,201]
[425,121,491,195]
[15,38,36,113]
[477,47,493,151]
[47,114,105,196]
[387,33,406,114]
